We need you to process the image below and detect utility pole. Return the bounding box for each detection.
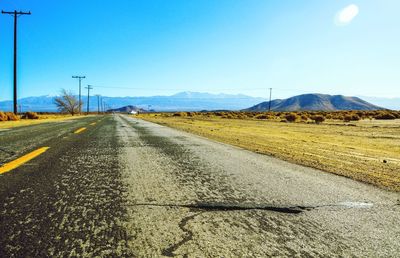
[85,85,93,115]
[72,75,85,114]
[268,88,272,112]
[2,10,31,114]
[96,94,100,114]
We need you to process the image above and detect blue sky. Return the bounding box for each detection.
[0,0,399,101]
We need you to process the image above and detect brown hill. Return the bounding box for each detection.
[245,94,384,111]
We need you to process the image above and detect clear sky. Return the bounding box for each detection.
[0,0,399,101]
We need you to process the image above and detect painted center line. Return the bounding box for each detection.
[0,147,50,174]
[74,127,87,134]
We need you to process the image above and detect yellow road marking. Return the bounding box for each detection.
[90,122,97,126]
[74,127,87,134]
[0,147,50,174]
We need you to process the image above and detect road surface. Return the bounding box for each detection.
[0,114,399,257]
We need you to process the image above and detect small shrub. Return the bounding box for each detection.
[311,115,325,124]
[285,113,299,122]
[236,113,247,119]
[243,112,255,118]
[255,114,268,119]
[375,113,396,120]
[392,112,400,119]
[5,112,19,121]
[356,111,366,119]
[334,115,344,121]
[173,112,186,117]
[23,112,39,119]
[0,111,8,121]
[222,114,234,119]
[301,114,309,121]
[343,114,360,122]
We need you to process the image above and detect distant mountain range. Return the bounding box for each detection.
[357,96,400,110]
[0,92,266,112]
[245,94,384,112]
[0,92,395,112]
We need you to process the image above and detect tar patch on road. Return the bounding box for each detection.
[125,202,307,214]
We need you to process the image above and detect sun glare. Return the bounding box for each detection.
[335,4,359,26]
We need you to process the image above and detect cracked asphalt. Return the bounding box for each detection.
[0,114,399,257]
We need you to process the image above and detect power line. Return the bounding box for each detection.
[2,10,31,114]
[72,75,85,114]
[92,85,271,92]
[91,85,272,91]
[85,85,93,114]
[84,85,316,96]
[91,85,307,92]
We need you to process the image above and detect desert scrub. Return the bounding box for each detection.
[5,112,19,121]
[0,111,7,121]
[375,113,396,120]
[311,115,325,124]
[285,113,299,122]
[300,114,309,121]
[22,112,39,119]
[0,111,21,122]
[255,114,268,120]
[173,112,187,117]
[343,114,360,122]
[143,110,400,123]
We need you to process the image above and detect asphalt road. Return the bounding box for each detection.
[0,114,399,257]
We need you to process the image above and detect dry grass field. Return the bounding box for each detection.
[137,111,400,192]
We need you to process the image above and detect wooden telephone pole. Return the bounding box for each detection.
[72,76,86,114]
[85,85,93,114]
[2,10,31,114]
[268,88,272,112]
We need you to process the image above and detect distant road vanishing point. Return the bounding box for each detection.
[0,114,399,257]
